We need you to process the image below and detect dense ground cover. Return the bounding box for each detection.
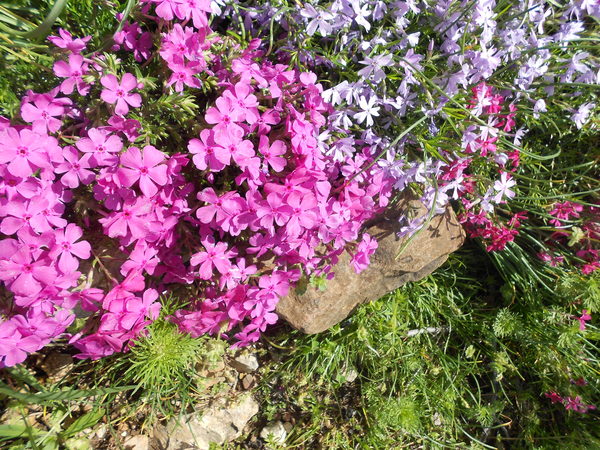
[0,0,598,448]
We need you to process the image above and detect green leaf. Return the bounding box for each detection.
[0,423,43,440]
[0,382,136,405]
[62,409,104,438]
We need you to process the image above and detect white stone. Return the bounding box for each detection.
[164,395,259,450]
[230,353,259,373]
[123,435,150,450]
[260,421,287,444]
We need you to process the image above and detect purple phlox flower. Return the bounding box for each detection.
[118,145,168,197]
[533,99,547,119]
[100,73,142,116]
[358,53,393,83]
[493,172,516,203]
[300,5,334,36]
[350,0,372,31]
[47,28,91,53]
[571,102,595,129]
[354,96,380,127]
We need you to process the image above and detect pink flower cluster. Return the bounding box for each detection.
[545,391,596,414]
[0,0,392,366]
[433,83,523,252]
[541,201,600,275]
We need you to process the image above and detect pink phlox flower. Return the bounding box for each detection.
[120,242,160,276]
[0,246,57,297]
[110,289,161,330]
[0,169,40,201]
[205,96,244,132]
[49,224,91,274]
[578,309,592,330]
[285,191,318,237]
[167,56,203,91]
[0,319,42,367]
[160,24,201,63]
[0,128,52,177]
[68,288,104,312]
[118,145,168,197]
[190,238,233,279]
[55,146,95,188]
[106,116,142,142]
[53,54,90,95]
[196,188,245,230]
[548,201,583,226]
[255,192,293,233]
[0,196,51,235]
[100,73,142,116]
[545,392,563,404]
[113,21,153,62]
[47,29,91,53]
[20,94,66,133]
[175,0,212,28]
[188,129,230,171]
[99,197,153,240]
[351,233,378,274]
[222,82,260,124]
[76,128,123,167]
[258,135,287,172]
[213,126,255,169]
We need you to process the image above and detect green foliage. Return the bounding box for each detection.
[261,246,600,448]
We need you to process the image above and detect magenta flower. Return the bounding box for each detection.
[53,54,90,95]
[0,196,49,235]
[55,146,95,188]
[50,224,91,273]
[76,128,123,166]
[47,28,91,53]
[258,136,287,172]
[188,129,230,171]
[100,73,142,116]
[545,392,563,404]
[99,198,152,239]
[285,192,318,236]
[222,82,260,124]
[0,320,42,367]
[21,94,66,133]
[117,145,168,197]
[0,128,51,177]
[175,0,212,28]
[0,247,57,297]
[167,57,202,92]
[190,238,233,279]
[350,233,379,274]
[578,309,592,330]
